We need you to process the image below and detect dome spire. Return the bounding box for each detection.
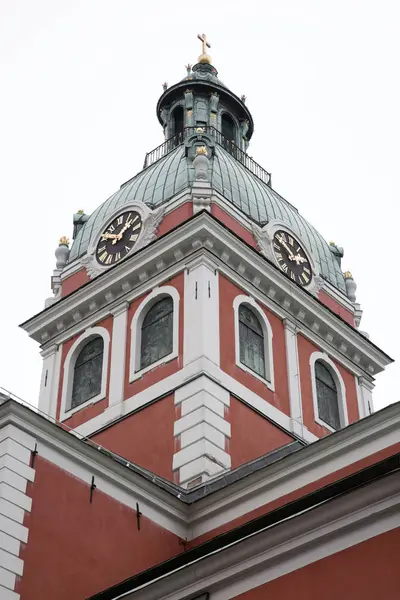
[197,33,211,64]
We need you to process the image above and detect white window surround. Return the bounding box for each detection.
[129,285,180,382]
[60,326,111,422]
[233,294,274,391]
[310,351,349,433]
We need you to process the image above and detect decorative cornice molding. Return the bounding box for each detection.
[20,213,392,376]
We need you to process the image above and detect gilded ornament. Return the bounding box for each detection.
[77,209,85,215]
[197,33,211,64]
[59,236,70,247]
[343,271,353,279]
[196,145,208,156]
[195,127,205,133]
[329,240,336,246]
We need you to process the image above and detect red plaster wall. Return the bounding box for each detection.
[157,202,193,236]
[228,396,294,469]
[16,457,181,600]
[234,526,400,600]
[124,272,184,399]
[92,394,176,481]
[56,315,113,429]
[211,204,257,248]
[297,334,359,438]
[219,275,290,416]
[318,289,355,326]
[61,268,90,297]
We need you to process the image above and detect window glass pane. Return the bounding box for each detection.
[239,305,265,378]
[140,297,174,369]
[71,337,104,410]
[315,361,340,430]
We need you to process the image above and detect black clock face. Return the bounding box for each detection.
[96,211,143,265]
[273,230,312,286]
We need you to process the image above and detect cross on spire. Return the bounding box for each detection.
[197,33,211,55]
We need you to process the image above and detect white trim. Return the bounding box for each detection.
[60,326,111,422]
[173,376,231,487]
[116,473,400,600]
[108,302,129,409]
[356,376,375,418]
[38,345,58,416]
[1,398,400,547]
[74,356,316,444]
[23,215,390,378]
[0,424,36,599]
[183,257,220,367]
[310,351,349,432]
[129,286,180,382]
[283,319,304,437]
[233,295,274,391]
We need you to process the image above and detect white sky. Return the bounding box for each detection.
[0,0,399,411]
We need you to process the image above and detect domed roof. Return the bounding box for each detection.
[69,146,346,293]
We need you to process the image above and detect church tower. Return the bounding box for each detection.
[21,35,391,490]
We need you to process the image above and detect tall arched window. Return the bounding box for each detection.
[140,297,174,370]
[71,336,104,410]
[172,106,184,146]
[315,360,340,430]
[221,113,236,153]
[238,304,265,378]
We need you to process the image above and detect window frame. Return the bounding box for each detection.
[129,286,180,382]
[60,326,111,422]
[233,295,274,391]
[310,351,348,432]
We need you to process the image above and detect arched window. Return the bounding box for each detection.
[221,113,236,153]
[238,304,265,378]
[140,297,174,370]
[172,106,184,146]
[71,336,104,410]
[315,360,340,430]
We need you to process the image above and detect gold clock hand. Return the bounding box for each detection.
[277,235,296,261]
[112,218,134,244]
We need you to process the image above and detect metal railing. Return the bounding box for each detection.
[143,126,272,187]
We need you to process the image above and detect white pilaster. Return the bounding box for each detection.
[183,257,220,367]
[173,376,231,488]
[38,345,61,419]
[109,302,129,408]
[356,376,375,418]
[283,319,304,437]
[0,425,36,600]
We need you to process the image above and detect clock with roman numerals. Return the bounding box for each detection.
[272,230,312,287]
[96,210,143,266]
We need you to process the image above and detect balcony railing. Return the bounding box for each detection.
[143,126,272,187]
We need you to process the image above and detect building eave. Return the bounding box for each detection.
[87,453,400,600]
[19,211,392,376]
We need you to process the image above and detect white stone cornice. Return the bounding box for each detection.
[1,398,400,548]
[21,214,392,377]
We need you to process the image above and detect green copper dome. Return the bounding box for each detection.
[69,145,346,293]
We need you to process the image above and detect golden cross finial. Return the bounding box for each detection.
[197,33,211,55]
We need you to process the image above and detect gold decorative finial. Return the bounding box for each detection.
[197,33,211,64]
[196,145,208,156]
[343,271,353,279]
[329,240,336,246]
[59,236,70,247]
[77,209,85,214]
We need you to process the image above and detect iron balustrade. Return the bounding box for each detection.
[143,126,271,187]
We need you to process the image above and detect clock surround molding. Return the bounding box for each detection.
[252,219,324,296]
[81,202,165,279]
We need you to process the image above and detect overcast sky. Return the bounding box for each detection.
[1,0,399,412]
